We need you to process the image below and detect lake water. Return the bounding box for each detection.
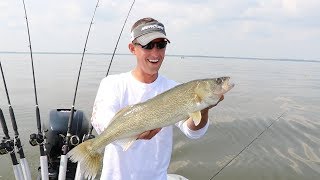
[0,54,319,179]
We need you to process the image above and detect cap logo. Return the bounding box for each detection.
[141,24,164,31]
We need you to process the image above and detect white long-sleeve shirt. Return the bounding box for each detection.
[91,71,209,180]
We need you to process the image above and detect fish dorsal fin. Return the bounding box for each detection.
[114,136,138,151]
[189,111,202,126]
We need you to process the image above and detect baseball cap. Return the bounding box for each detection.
[130,21,170,46]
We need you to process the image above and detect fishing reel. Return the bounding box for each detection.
[29,133,44,146]
[70,135,80,146]
[0,138,14,155]
[59,134,80,148]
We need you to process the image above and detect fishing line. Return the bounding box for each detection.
[209,111,287,180]
[21,0,48,179]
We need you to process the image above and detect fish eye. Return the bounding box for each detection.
[216,78,223,84]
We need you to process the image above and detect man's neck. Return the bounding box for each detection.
[132,69,158,84]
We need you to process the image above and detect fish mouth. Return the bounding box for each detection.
[221,77,235,93]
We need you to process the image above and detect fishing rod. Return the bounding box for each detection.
[106,0,136,77]
[20,0,49,179]
[0,60,32,180]
[69,0,136,179]
[209,111,287,180]
[0,99,23,180]
[0,108,24,180]
[58,1,102,179]
[85,0,135,145]
[80,0,135,145]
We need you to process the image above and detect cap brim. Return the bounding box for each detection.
[136,32,170,46]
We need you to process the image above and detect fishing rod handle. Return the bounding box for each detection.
[40,155,49,180]
[58,155,68,180]
[0,108,10,138]
[20,158,32,180]
[12,158,24,180]
[67,106,75,132]
[29,106,44,146]
[9,151,20,166]
[8,105,27,159]
[36,106,42,133]
[9,106,19,136]
[15,137,26,159]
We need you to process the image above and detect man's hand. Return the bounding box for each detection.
[187,95,225,130]
[206,95,224,110]
[137,128,162,140]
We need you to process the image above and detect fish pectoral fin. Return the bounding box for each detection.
[115,136,138,151]
[189,111,202,126]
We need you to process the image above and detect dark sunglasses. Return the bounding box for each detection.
[134,41,168,50]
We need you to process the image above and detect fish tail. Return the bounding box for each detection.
[67,139,102,179]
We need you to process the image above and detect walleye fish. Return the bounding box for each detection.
[68,77,234,179]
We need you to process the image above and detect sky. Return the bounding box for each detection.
[0,0,319,60]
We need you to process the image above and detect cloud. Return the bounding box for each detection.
[0,0,319,59]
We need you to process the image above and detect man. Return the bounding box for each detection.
[91,17,223,180]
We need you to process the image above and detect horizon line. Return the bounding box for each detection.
[0,51,319,63]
